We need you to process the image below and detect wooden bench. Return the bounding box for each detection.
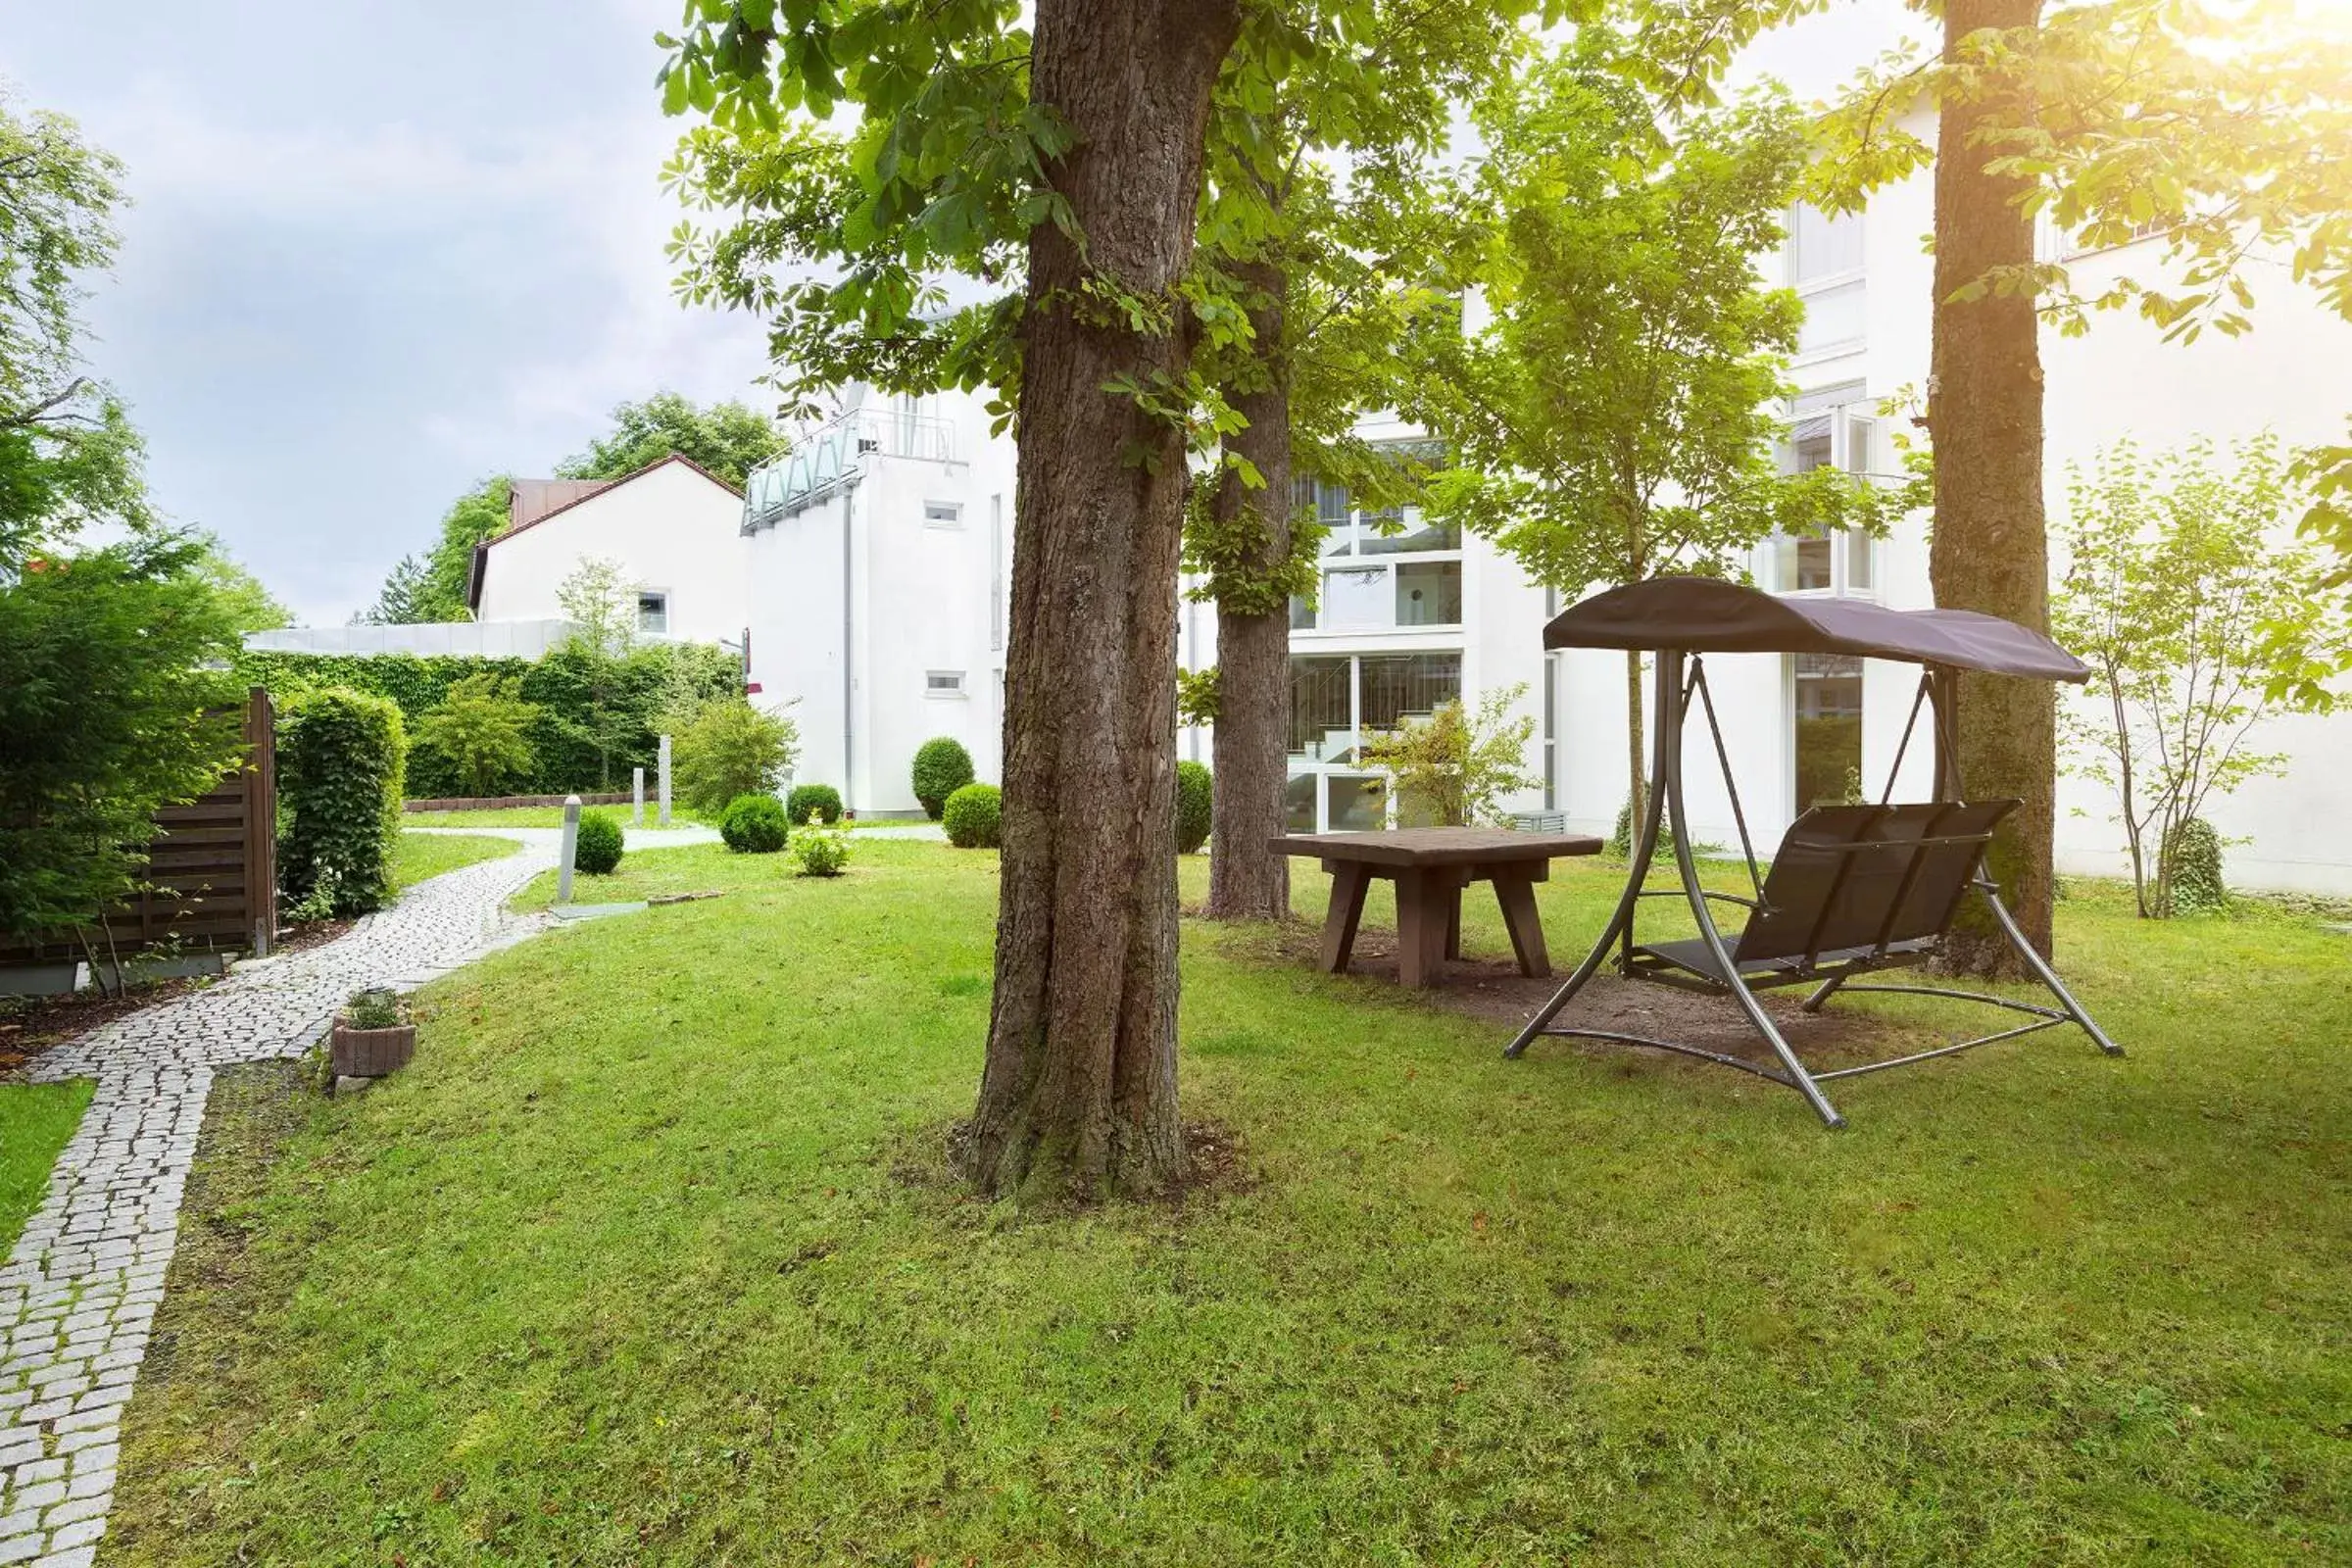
[1270,827,1603,989]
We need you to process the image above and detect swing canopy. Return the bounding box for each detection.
[1543,575,2091,682]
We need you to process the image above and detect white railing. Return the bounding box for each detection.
[743,409,957,527]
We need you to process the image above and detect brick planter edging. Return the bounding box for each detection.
[404,792,631,812]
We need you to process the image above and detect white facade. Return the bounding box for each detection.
[471,456,749,648]
[741,388,1017,817]
[245,619,583,660]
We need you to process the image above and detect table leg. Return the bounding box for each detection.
[1318,861,1371,974]
[1396,869,1449,989]
[1445,877,1463,960]
[1493,868,1551,978]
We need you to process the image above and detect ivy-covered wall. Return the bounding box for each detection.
[235,643,741,799]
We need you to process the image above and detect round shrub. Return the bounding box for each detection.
[572,809,623,875]
[278,686,408,917]
[1175,760,1212,855]
[911,736,976,819]
[786,783,843,824]
[719,793,789,854]
[943,782,1003,849]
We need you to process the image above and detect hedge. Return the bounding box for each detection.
[278,687,407,917]
[943,782,1002,849]
[1175,760,1212,855]
[235,642,739,799]
[911,736,976,819]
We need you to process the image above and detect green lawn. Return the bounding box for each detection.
[0,1080,93,1254]
[390,830,521,891]
[109,841,2350,1565]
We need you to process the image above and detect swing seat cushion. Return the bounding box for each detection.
[1636,800,2020,987]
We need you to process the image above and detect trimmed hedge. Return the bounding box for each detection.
[720,794,790,854]
[278,687,407,917]
[943,782,1002,849]
[235,643,739,798]
[574,810,624,874]
[786,783,843,825]
[1175,760,1212,855]
[911,736,976,819]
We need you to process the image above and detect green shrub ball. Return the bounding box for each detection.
[943,782,1003,849]
[573,810,624,875]
[786,783,844,825]
[1175,760,1212,855]
[720,794,790,855]
[911,737,977,819]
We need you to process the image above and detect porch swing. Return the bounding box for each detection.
[1506,576,2122,1128]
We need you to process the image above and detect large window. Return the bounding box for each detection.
[1286,652,1462,831]
[1763,387,1880,597]
[1792,653,1863,811]
[637,591,668,635]
[1290,476,1463,634]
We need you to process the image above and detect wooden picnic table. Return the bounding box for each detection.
[1270,827,1604,989]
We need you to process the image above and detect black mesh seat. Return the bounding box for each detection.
[1634,801,2018,991]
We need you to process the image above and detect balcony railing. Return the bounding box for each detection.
[742,408,957,528]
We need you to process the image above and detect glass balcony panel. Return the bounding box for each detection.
[1328,774,1388,832]
[1395,562,1462,625]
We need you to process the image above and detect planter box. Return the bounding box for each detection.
[330,1020,416,1078]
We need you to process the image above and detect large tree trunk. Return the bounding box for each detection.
[1929,0,2054,975]
[1204,261,1295,921]
[960,0,1242,1201]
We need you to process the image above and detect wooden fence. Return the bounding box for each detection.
[0,688,278,969]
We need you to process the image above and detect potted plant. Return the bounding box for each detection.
[330,987,416,1078]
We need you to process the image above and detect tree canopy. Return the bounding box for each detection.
[556,390,785,488]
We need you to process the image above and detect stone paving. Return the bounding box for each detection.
[0,838,563,1566]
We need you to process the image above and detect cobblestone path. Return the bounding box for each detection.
[0,841,558,1566]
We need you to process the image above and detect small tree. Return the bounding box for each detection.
[554,556,639,789]
[1359,684,1540,828]
[673,700,799,818]
[2053,434,2349,917]
[412,672,539,798]
[1402,40,1917,834]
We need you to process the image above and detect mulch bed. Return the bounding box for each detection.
[1267,922,1901,1076]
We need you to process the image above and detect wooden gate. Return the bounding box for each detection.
[0,687,278,969]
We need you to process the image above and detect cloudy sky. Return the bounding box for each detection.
[0,0,773,626]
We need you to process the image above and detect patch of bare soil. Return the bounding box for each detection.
[268,915,356,958]
[1264,921,1916,1077]
[0,975,210,1074]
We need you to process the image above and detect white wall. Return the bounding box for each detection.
[474,460,748,646]
[244,619,581,659]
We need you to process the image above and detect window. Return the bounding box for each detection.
[989,493,1004,651]
[1788,202,1865,359]
[1792,653,1863,811]
[1765,391,1881,596]
[637,592,668,635]
[923,500,962,527]
[1287,651,1466,831]
[925,669,966,697]
[1543,655,1558,811]
[1395,562,1461,626]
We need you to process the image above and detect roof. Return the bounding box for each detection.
[466,453,748,613]
[484,452,746,549]
[1543,576,2090,682]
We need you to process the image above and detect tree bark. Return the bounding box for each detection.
[960,0,1242,1201]
[1929,0,2055,975]
[1204,260,1295,922]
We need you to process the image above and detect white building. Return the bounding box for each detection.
[740,387,1017,817]
[731,3,2352,886]
[467,455,749,647]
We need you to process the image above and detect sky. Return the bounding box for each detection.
[0,0,774,627]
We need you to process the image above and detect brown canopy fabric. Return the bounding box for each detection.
[1543,576,2089,682]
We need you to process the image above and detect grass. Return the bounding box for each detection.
[0,1080,93,1254]
[109,841,2351,1565]
[390,831,521,891]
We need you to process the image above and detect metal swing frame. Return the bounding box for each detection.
[1505,650,2122,1129]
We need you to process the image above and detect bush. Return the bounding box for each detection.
[573,810,623,875]
[1175,761,1212,855]
[278,687,407,917]
[674,700,799,817]
[786,783,843,825]
[792,812,852,877]
[410,671,538,797]
[2166,816,2227,915]
[720,793,790,854]
[911,736,976,819]
[943,782,1003,849]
